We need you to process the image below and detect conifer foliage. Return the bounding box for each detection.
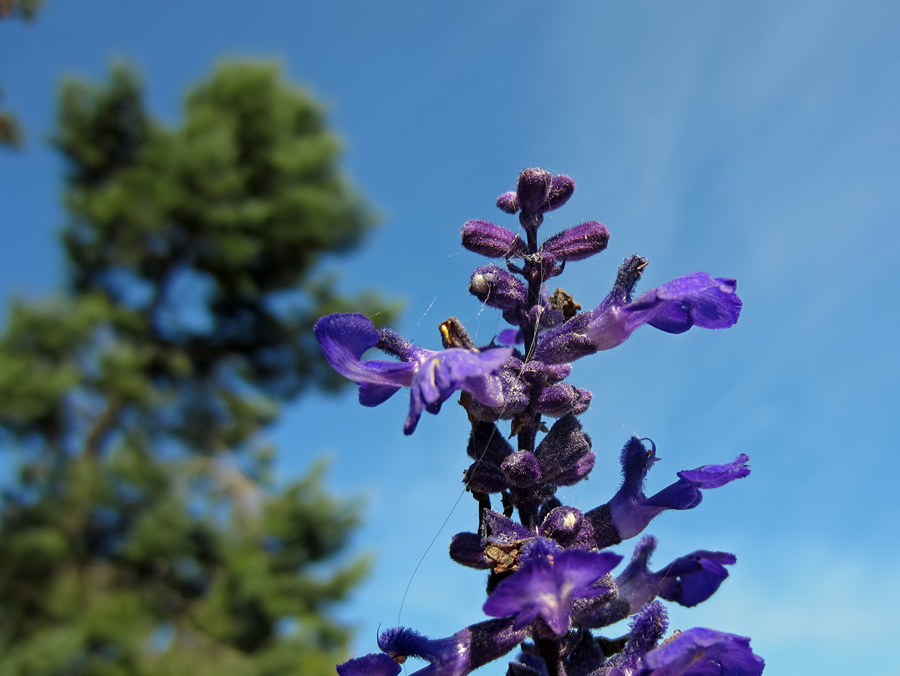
[0,62,397,675]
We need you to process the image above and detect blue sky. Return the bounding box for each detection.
[2,2,899,674]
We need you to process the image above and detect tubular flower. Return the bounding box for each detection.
[535,257,742,365]
[373,619,529,676]
[599,535,737,623]
[313,313,511,434]
[587,437,750,542]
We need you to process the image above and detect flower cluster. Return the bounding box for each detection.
[316,168,764,676]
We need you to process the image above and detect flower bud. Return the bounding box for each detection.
[542,221,610,261]
[461,220,527,258]
[516,168,553,215]
[545,174,576,212]
[502,451,542,488]
[469,265,527,310]
[496,191,519,214]
[535,383,593,418]
[540,506,586,548]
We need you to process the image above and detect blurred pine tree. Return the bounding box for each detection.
[0,62,398,675]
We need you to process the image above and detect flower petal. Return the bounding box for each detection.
[313,313,417,389]
[642,627,764,676]
[405,347,512,434]
[623,272,742,335]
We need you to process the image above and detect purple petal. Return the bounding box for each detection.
[642,628,764,676]
[615,537,737,612]
[483,537,621,636]
[405,347,512,434]
[623,272,742,335]
[677,454,751,488]
[498,328,524,345]
[313,313,417,390]
[658,551,737,607]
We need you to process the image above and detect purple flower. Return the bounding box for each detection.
[534,257,742,365]
[370,618,529,676]
[483,537,621,636]
[587,438,750,542]
[641,627,765,676]
[615,536,736,613]
[313,313,512,434]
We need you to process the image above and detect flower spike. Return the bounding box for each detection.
[321,168,761,676]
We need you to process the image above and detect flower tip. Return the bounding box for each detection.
[517,167,553,215]
[546,174,575,211]
[497,190,520,214]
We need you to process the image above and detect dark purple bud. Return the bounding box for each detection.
[541,221,610,262]
[464,422,514,493]
[545,174,576,211]
[461,219,528,258]
[539,506,586,548]
[534,414,595,487]
[535,383,593,418]
[469,265,527,310]
[449,531,493,569]
[552,449,595,486]
[497,190,520,214]
[516,168,553,215]
[544,362,572,382]
[501,451,542,488]
[484,509,534,543]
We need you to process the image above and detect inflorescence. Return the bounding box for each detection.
[315,168,764,676]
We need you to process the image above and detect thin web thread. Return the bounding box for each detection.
[395,256,549,632]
